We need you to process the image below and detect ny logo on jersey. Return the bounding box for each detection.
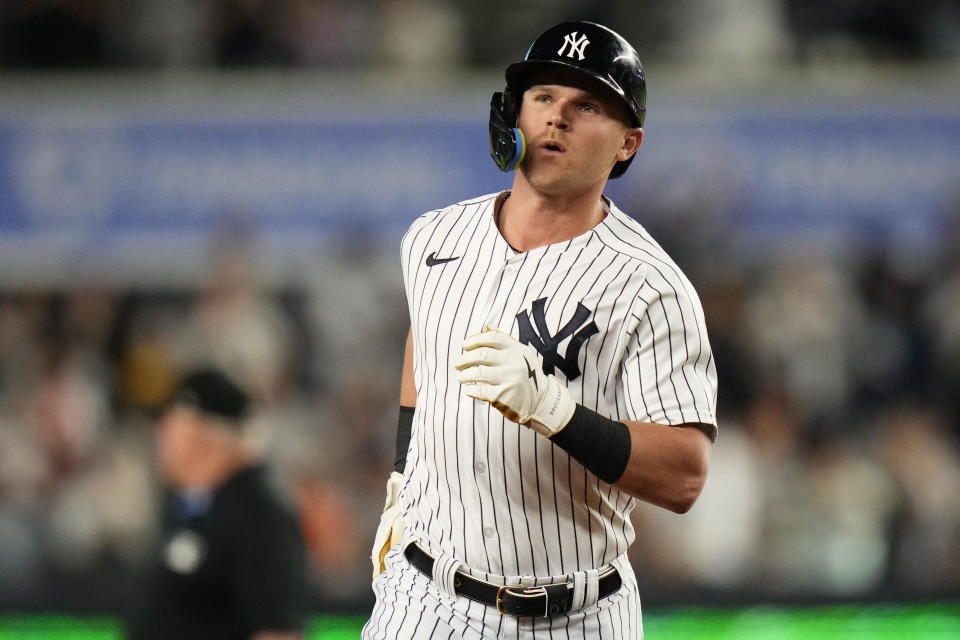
[517,298,598,381]
[557,32,590,61]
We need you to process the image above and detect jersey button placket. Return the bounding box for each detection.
[479,258,521,329]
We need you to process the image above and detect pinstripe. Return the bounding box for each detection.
[411,206,467,544]
[569,248,633,566]
[549,440,564,574]
[645,276,708,418]
[484,404,507,573]
[420,203,477,544]
[502,424,516,575]
[465,222,508,571]
[533,423,549,573]
[366,560,414,639]
[371,565,402,638]
[598,215,715,418]
[449,220,496,560]
[621,331,654,423]
[599,212,706,324]
[523,247,568,325]
[516,415,539,576]
[599,224,705,327]
[628,270,715,426]
[517,245,571,574]
[549,237,592,318]
[568,460,581,571]
[407,604,428,637]
[435,211,487,550]
[646,282,688,423]
[505,244,558,333]
[378,192,713,638]
[582,467,592,567]
[410,207,461,324]
[591,256,635,410]
[641,307,669,422]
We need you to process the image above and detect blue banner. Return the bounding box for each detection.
[0,118,501,236]
[1,101,959,278]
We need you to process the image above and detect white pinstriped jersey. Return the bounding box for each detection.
[400,191,717,580]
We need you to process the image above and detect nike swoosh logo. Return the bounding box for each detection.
[425,252,460,267]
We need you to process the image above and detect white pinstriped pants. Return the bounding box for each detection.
[361,545,644,639]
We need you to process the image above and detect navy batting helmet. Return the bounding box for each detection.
[489,21,647,178]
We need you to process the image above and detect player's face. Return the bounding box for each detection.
[516,70,642,194]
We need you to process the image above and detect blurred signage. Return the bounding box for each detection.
[0,102,958,280]
[0,119,493,236]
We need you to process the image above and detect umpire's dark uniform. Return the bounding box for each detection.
[130,368,307,640]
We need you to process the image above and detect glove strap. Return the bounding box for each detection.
[529,375,576,436]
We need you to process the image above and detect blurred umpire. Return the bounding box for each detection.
[131,366,307,640]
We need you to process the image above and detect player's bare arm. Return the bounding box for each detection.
[617,420,711,513]
[399,329,416,408]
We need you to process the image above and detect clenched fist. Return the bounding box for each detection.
[455,328,576,437]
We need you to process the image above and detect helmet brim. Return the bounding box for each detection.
[505,59,642,128]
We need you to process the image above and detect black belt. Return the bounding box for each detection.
[403,543,622,618]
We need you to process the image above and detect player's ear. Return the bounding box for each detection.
[616,127,643,162]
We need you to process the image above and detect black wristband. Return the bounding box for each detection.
[549,405,632,484]
[394,406,415,473]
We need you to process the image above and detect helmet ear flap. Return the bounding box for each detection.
[489,89,526,172]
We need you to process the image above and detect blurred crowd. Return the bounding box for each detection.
[628,194,960,604]
[0,192,959,615]
[1,0,959,71]
[0,229,408,613]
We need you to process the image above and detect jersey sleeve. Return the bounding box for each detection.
[400,208,440,325]
[619,272,718,440]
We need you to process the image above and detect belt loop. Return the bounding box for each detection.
[583,568,600,610]
[431,551,462,601]
[570,572,587,611]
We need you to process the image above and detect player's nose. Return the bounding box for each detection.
[547,115,570,130]
[546,101,570,130]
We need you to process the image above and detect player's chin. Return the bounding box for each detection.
[520,163,575,193]
[524,150,565,171]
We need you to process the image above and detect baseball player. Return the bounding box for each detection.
[364,21,717,639]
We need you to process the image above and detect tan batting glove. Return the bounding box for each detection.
[455,327,576,437]
[371,471,405,578]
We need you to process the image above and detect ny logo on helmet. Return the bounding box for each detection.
[557,32,590,61]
